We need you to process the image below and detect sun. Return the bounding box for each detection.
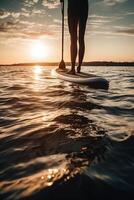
[30,41,48,60]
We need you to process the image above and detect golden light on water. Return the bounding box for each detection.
[32,65,43,87]
[33,65,43,75]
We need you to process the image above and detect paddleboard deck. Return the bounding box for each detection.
[53,68,109,89]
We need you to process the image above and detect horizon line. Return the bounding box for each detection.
[0,61,134,66]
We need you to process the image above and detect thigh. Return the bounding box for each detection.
[68,15,78,39]
[79,15,88,39]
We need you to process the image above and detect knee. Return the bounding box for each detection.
[79,37,85,46]
[71,38,77,46]
[70,34,77,44]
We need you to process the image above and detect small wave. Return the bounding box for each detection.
[0,65,134,200]
[7,84,26,91]
[108,131,132,142]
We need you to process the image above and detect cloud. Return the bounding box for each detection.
[42,0,60,9]
[23,0,37,7]
[102,0,128,6]
[116,28,134,36]
[87,14,123,30]
[125,11,134,16]
[0,15,56,45]
[0,9,31,21]
[87,24,134,38]
[0,21,18,32]
[0,9,10,19]
[33,0,40,3]
[23,0,60,10]
[89,15,112,26]
[0,0,59,44]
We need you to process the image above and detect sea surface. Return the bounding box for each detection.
[0,65,134,200]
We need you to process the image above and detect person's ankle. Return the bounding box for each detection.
[67,69,75,75]
[71,67,75,71]
[77,66,81,73]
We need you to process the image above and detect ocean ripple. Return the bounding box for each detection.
[0,65,134,200]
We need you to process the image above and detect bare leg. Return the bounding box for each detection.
[77,16,88,73]
[68,14,78,74]
[68,35,77,74]
[78,37,85,73]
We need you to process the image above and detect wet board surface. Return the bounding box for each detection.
[53,68,109,89]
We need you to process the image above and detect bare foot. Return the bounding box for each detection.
[67,70,76,75]
[77,66,81,73]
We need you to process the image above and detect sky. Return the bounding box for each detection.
[0,0,134,64]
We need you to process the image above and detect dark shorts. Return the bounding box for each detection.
[68,0,88,37]
[68,0,88,18]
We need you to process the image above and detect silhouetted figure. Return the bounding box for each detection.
[67,0,88,74]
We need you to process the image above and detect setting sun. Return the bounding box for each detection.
[30,41,49,60]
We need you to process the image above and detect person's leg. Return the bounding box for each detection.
[77,16,88,73]
[68,14,78,74]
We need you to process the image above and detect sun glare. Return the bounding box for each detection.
[32,65,43,81]
[30,41,49,60]
[33,65,42,74]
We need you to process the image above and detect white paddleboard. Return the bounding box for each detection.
[53,68,109,89]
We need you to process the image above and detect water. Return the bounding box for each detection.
[0,65,134,200]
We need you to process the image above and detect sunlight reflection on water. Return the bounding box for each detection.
[33,65,43,77]
[0,65,134,200]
